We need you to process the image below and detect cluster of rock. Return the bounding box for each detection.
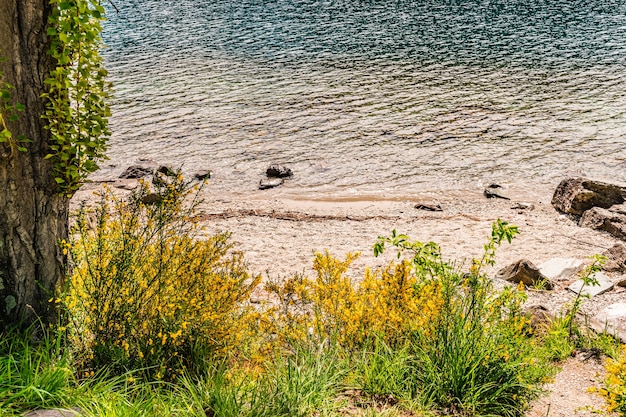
[118,162,294,192]
[498,177,626,341]
[119,164,212,182]
[259,164,293,190]
[552,177,626,239]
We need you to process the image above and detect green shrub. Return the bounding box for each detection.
[373,221,552,417]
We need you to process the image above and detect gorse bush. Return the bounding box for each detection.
[265,253,442,350]
[64,176,260,379]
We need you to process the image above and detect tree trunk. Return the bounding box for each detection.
[0,1,68,330]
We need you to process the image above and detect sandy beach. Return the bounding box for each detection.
[75,178,625,318]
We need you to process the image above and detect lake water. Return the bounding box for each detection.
[99,0,626,199]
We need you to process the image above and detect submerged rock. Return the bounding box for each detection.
[551,177,624,216]
[266,165,293,178]
[483,184,510,200]
[414,202,443,212]
[194,170,212,181]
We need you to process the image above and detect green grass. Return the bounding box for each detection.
[0,327,75,414]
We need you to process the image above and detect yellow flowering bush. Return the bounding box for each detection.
[265,252,443,349]
[603,345,626,415]
[65,176,260,379]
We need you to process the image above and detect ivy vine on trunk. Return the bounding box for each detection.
[43,0,111,197]
[0,0,110,330]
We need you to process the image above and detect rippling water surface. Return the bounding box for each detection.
[99,0,626,198]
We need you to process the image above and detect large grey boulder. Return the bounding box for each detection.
[496,259,553,289]
[579,207,626,241]
[589,303,626,342]
[551,178,624,216]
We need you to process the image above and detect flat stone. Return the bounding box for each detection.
[551,177,624,216]
[591,303,626,342]
[259,178,284,190]
[511,202,535,211]
[24,409,80,417]
[537,258,582,281]
[567,272,614,297]
[113,179,139,190]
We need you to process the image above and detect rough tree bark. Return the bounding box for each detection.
[0,1,68,330]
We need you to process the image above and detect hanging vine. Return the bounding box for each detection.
[43,0,111,197]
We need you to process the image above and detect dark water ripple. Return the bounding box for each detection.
[99,0,626,197]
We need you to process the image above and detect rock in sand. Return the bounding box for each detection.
[496,259,553,289]
[579,207,626,241]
